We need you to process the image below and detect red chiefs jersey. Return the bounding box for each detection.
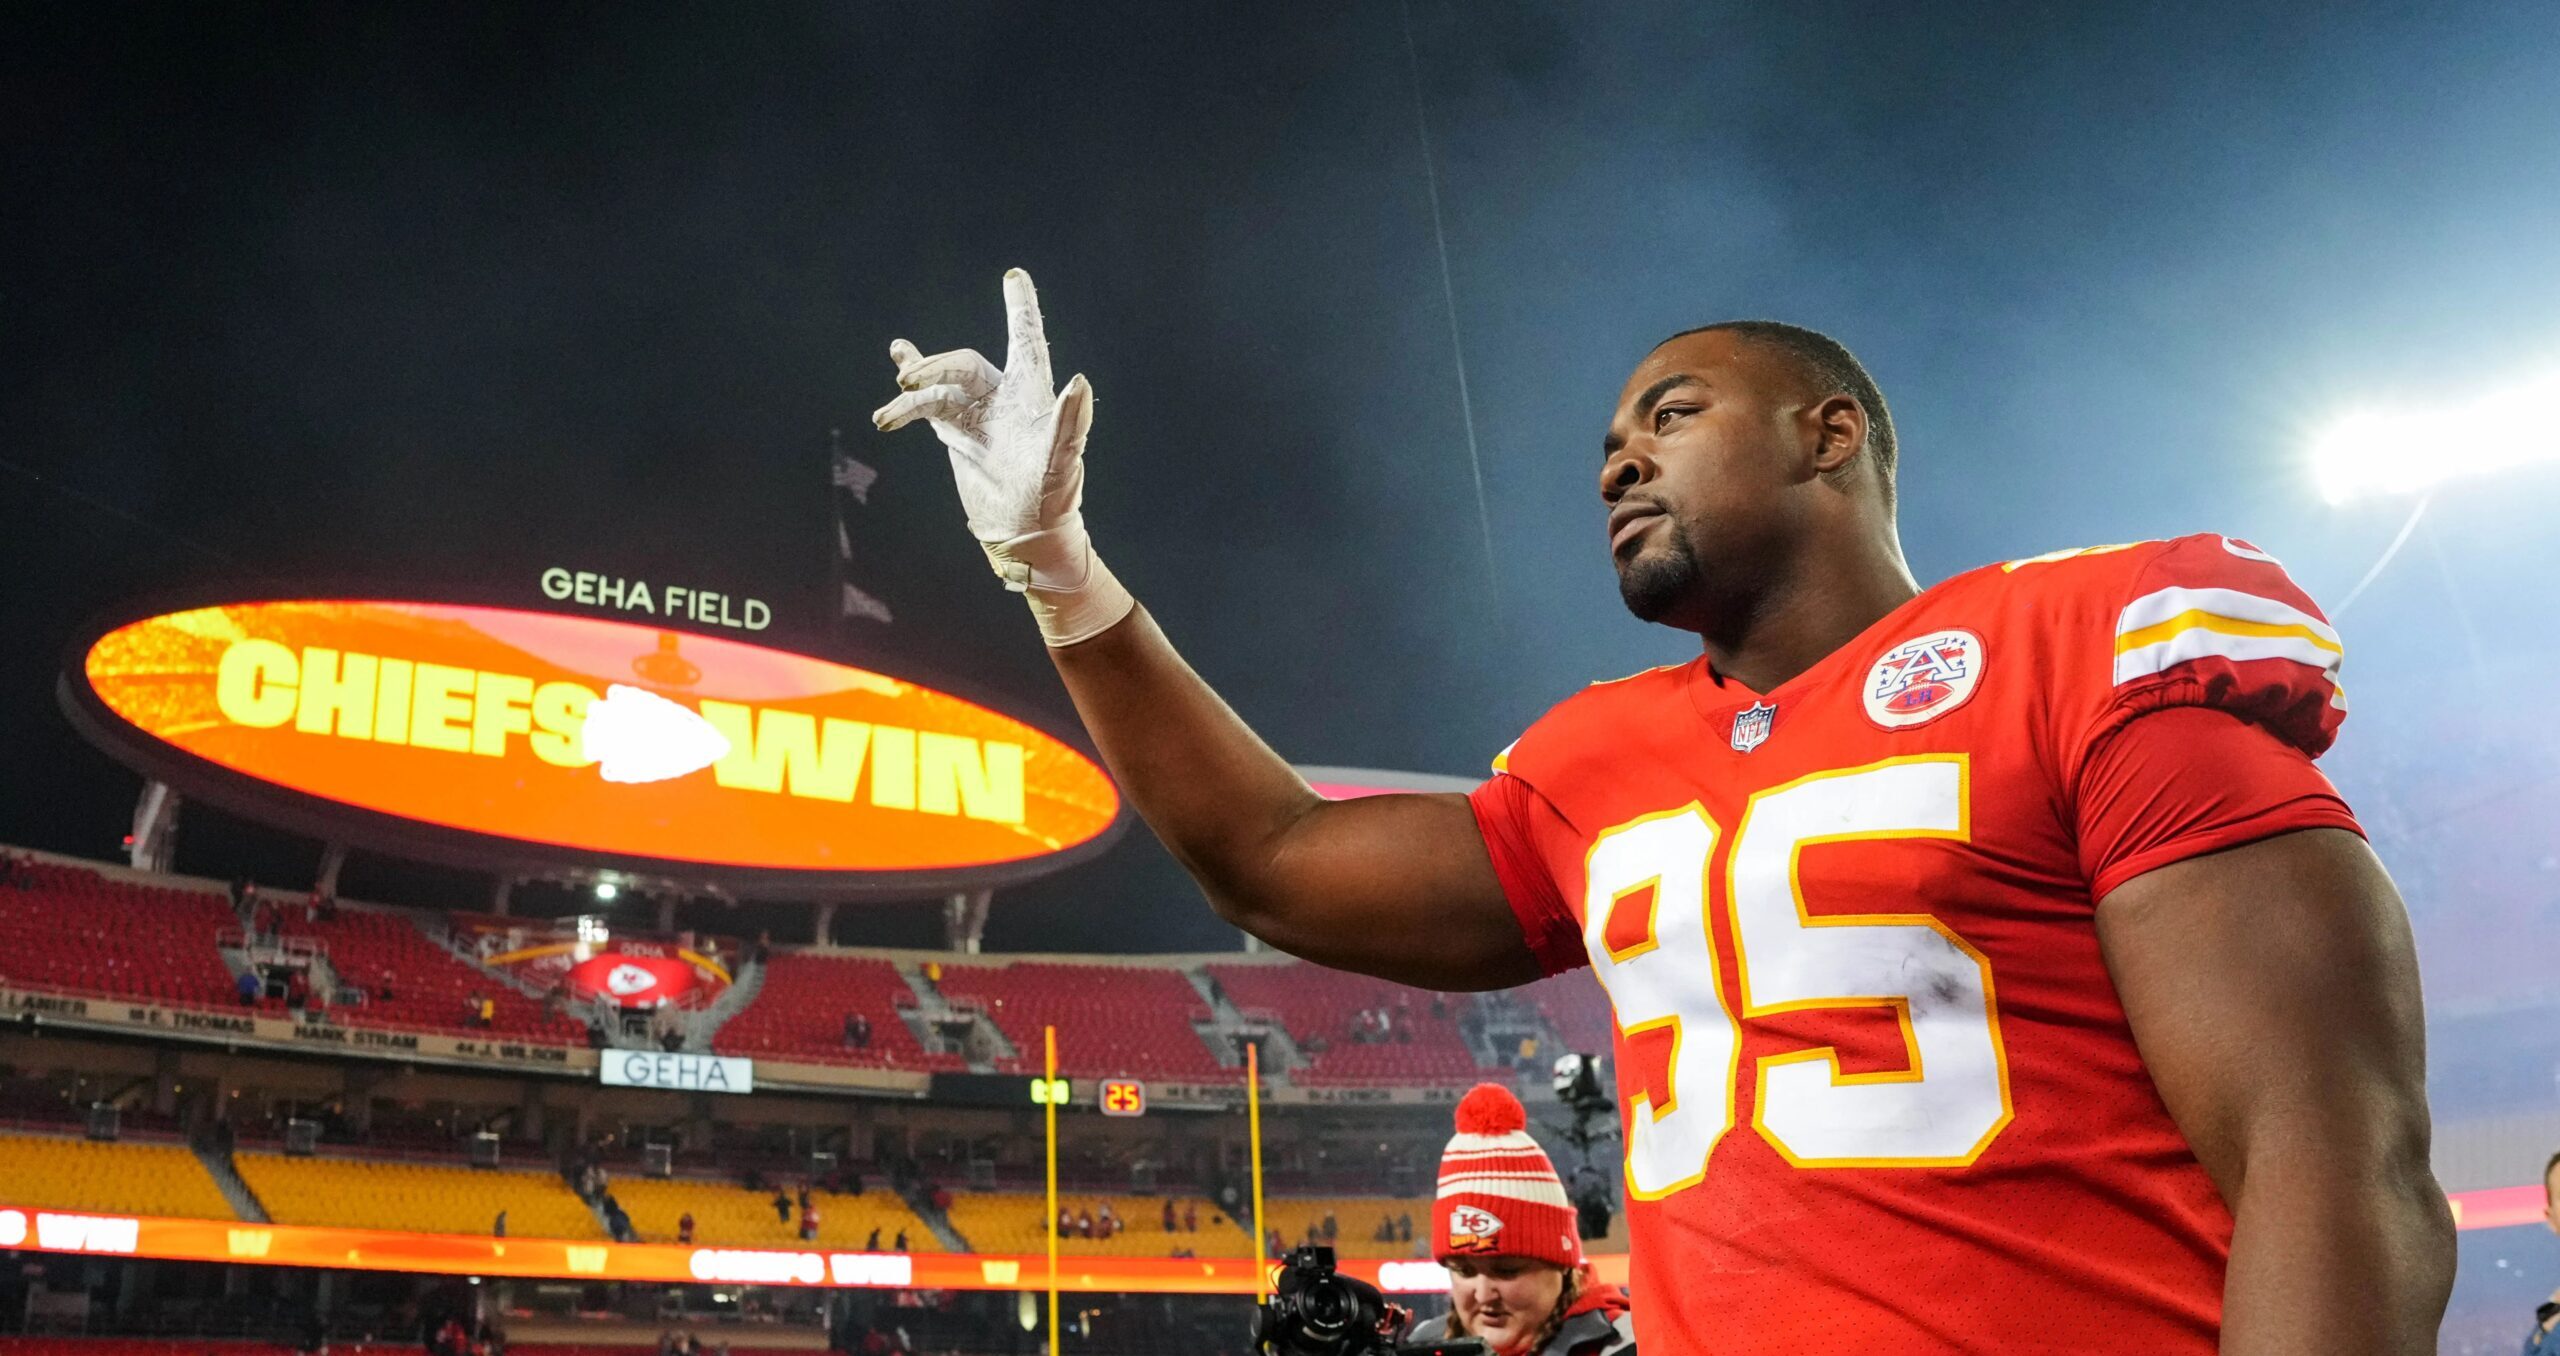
[1470,534,2362,1353]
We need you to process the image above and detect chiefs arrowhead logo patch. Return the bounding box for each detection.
[1863,629,1984,731]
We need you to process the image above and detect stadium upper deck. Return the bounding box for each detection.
[0,848,1599,1093]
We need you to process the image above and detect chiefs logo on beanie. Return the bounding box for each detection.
[1433,1083,1581,1268]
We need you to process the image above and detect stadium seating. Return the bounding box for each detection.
[1256,1196,1430,1260]
[932,960,1225,1079]
[1207,964,1482,1086]
[0,1131,237,1220]
[711,951,957,1070]
[235,1152,603,1239]
[0,1344,297,1355]
[605,1177,927,1250]
[0,861,238,1009]
[1509,972,1615,1064]
[944,1192,1241,1257]
[267,905,585,1044]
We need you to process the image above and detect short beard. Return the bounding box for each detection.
[1616,527,1705,625]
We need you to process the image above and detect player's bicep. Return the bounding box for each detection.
[2096,828,2430,1195]
[1249,791,1548,992]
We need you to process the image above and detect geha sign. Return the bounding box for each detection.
[600,1051,754,1095]
[77,601,1118,876]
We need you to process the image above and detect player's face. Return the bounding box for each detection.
[1600,331,1815,631]
[2546,1162,2560,1235]
[1446,1255,1567,1350]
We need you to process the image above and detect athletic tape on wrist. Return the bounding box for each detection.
[981,529,1136,647]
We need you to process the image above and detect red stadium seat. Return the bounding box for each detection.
[933,960,1225,1080]
[0,862,237,1009]
[711,951,959,1070]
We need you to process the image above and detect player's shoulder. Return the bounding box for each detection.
[1957,533,2345,755]
[1488,658,1694,779]
[1946,533,2329,634]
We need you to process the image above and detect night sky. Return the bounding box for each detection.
[4,1,2557,962]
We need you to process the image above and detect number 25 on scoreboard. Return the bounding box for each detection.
[1098,1078,1147,1117]
[1586,755,2013,1198]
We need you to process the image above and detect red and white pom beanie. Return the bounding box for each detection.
[1433,1083,1581,1269]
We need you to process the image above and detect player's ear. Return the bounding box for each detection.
[1807,393,1868,476]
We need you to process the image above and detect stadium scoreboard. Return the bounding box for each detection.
[62,596,1124,894]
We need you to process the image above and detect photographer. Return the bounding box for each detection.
[1405,1086,1632,1356]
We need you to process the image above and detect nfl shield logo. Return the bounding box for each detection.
[1730,701,1777,753]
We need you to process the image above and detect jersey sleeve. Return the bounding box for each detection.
[2089,534,2347,759]
[1467,772,1587,977]
[2076,704,2363,899]
[2067,534,2361,896]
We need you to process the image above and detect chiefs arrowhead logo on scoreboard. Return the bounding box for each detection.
[1446,1206,1505,1253]
[604,964,660,998]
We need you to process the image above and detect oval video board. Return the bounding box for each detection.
[67,600,1121,892]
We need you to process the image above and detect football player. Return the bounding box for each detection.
[873,270,2452,1353]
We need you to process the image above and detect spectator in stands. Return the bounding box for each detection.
[1404,1085,1635,1356]
[492,1209,507,1237]
[1396,1212,1413,1243]
[799,1198,821,1241]
[772,1188,793,1223]
[678,1211,695,1244]
[236,969,262,1007]
[1182,1201,1198,1233]
[1076,1207,1094,1238]
[1322,1210,1338,1243]
[1162,1198,1178,1232]
[284,968,309,1011]
[1266,1228,1285,1259]
[1057,1206,1073,1237]
[376,969,395,1003]
[866,1226,882,1250]
[893,1227,909,1251]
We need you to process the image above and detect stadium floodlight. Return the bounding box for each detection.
[2312,368,2560,504]
[594,881,619,902]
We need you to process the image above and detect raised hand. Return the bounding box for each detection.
[871,269,1130,645]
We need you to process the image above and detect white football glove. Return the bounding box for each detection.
[871,268,1133,647]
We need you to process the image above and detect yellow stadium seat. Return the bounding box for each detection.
[945,1193,1244,1258]
[606,1178,927,1250]
[0,1133,236,1221]
[234,1153,602,1240]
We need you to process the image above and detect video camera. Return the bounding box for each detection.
[1251,1246,1486,1356]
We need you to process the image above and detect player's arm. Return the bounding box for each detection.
[2097,826,2454,1355]
[871,270,1541,991]
[1044,607,1539,990]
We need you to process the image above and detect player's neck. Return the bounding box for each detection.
[1697,535,1921,695]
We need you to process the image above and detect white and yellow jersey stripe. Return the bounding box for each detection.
[2112,584,2345,695]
